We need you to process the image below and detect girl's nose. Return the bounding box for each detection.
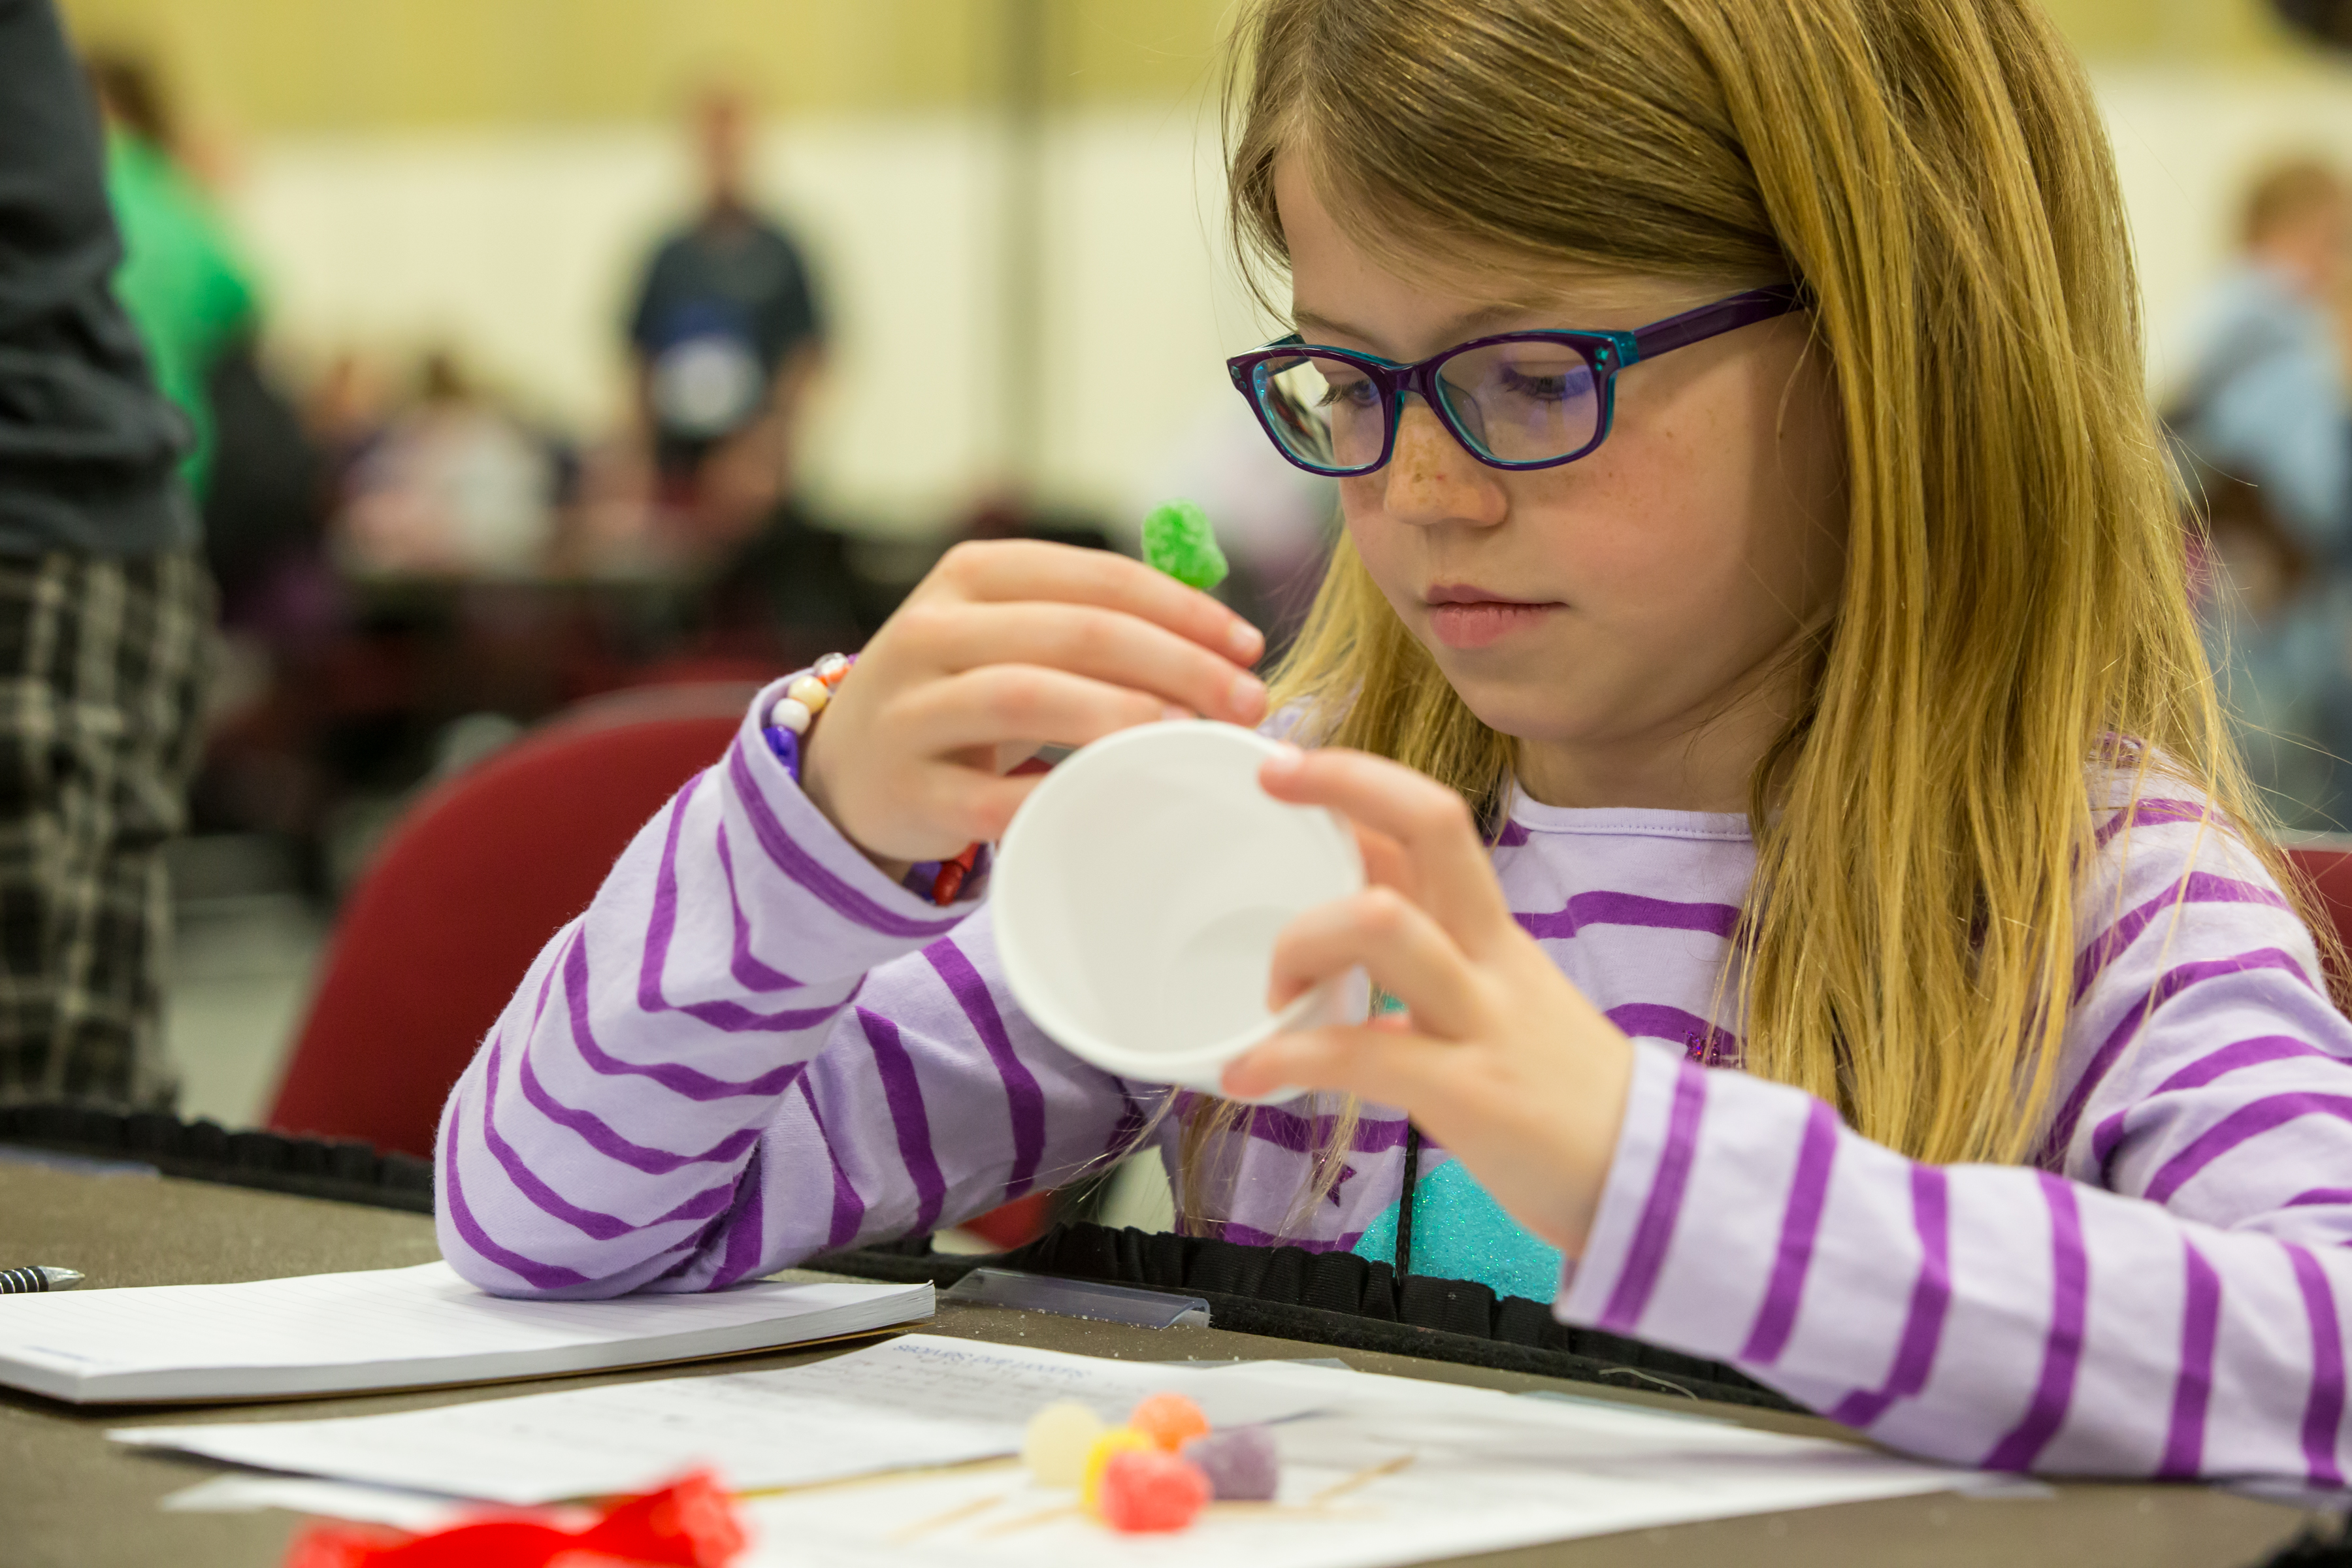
[1380,401,1507,529]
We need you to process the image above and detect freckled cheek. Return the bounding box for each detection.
[1557,442,1756,598]
[1503,464,1695,597]
[1335,483,1419,598]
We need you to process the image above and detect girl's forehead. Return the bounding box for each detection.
[1274,155,1723,345]
[1287,263,1721,351]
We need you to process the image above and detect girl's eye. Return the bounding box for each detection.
[1497,364,1591,402]
[1317,373,1381,410]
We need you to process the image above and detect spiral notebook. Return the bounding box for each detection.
[0,1261,932,1405]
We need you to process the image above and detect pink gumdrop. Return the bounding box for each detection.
[1180,1425,1280,1501]
[1096,1448,1213,1533]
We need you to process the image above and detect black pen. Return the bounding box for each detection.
[0,1266,80,1294]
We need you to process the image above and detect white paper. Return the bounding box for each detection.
[162,1475,486,1532]
[0,1262,931,1402]
[116,1334,1334,1505]
[723,1360,1976,1568]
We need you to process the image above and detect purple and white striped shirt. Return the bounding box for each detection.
[437,681,2352,1481]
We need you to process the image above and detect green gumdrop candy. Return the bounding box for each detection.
[1141,498,1229,592]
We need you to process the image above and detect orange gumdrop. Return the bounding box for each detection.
[1128,1391,1211,1453]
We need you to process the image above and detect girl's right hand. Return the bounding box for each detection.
[798,539,1269,874]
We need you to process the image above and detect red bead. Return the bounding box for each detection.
[931,842,983,906]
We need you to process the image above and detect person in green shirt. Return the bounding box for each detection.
[86,54,256,501]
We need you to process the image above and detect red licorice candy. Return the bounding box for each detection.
[283,1469,747,1568]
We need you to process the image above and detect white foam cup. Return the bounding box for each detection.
[990,721,1369,1102]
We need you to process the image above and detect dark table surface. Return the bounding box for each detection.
[0,1157,2325,1568]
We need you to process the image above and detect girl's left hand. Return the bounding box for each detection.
[1221,745,1637,1258]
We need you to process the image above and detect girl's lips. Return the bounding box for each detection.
[1427,600,1558,649]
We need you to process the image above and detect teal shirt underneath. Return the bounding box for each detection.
[1350,1154,1566,1303]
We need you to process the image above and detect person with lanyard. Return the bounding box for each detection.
[624,83,826,554]
[0,0,214,1109]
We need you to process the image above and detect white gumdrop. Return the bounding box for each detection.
[770,697,812,735]
[1022,1399,1105,1487]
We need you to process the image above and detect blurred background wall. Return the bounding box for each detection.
[55,0,1265,534]
[53,0,2340,529]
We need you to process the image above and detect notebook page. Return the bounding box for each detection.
[117,1334,1338,1503]
[0,1263,928,1399]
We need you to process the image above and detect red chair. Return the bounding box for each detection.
[2285,840,2352,989]
[267,683,762,1158]
[265,679,1055,1249]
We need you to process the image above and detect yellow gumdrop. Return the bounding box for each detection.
[1080,1428,1155,1512]
[1021,1400,1104,1487]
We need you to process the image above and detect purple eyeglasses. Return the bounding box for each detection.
[1226,284,1805,477]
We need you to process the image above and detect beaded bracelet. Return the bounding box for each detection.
[760,653,985,907]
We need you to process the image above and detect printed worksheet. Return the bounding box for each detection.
[154,1355,1987,1567]
[117,1335,1333,1504]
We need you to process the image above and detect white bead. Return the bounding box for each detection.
[814,652,850,683]
[770,697,812,734]
[788,674,830,714]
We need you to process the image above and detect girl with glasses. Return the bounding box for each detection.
[440,0,2352,1483]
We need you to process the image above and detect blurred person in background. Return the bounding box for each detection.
[84,50,257,508]
[0,0,214,1107]
[337,350,560,578]
[2170,157,2352,826]
[625,84,826,559]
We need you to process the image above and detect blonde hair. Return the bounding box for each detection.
[1177,0,2321,1226]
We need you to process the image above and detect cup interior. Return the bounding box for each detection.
[992,723,1363,1082]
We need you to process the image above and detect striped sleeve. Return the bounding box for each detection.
[433,679,1139,1298]
[1558,796,2352,1480]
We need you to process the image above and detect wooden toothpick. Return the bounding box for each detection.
[977,1502,1088,1537]
[1309,1451,1416,1505]
[889,1492,1007,1543]
[733,1454,1019,1503]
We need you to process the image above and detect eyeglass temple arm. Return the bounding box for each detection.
[1625,283,1806,365]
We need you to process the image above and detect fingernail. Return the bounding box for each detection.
[1161,704,1191,722]
[1229,621,1264,662]
[1230,672,1266,717]
[1261,740,1302,776]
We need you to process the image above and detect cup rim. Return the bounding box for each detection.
[990,721,1362,1081]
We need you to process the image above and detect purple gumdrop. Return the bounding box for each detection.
[1181,1424,1280,1501]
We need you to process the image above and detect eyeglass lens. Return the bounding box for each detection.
[1251,340,1605,474]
